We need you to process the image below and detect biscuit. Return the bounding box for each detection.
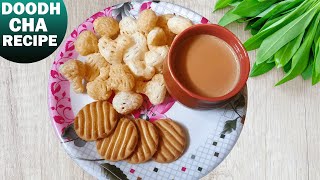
[147,27,167,46]
[126,119,159,164]
[75,30,99,56]
[137,9,158,34]
[98,34,132,65]
[74,101,119,141]
[112,91,143,115]
[157,14,176,45]
[136,74,166,105]
[84,53,109,82]
[167,16,193,35]
[93,17,119,37]
[153,119,186,163]
[59,60,86,93]
[96,118,138,161]
[120,17,138,35]
[107,64,135,91]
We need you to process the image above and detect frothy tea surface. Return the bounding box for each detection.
[174,34,240,98]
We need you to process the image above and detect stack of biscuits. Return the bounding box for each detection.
[74,101,187,164]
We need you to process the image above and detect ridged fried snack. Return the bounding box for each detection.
[137,9,158,34]
[86,67,112,101]
[112,91,143,115]
[84,53,109,82]
[93,17,119,37]
[74,101,119,141]
[153,119,187,163]
[145,46,169,72]
[75,30,99,56]
[126,119,159,164]
[167,16,193,35]
[136,74,166,105]
[107,64,135,91]
[157,14,176,45]
[120,17,138,35]
[59,60,86,93]
[96,118,139,161]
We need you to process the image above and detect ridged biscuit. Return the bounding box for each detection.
[126,119,159,164]
[96,118,138,161]
[74,101,119,141]
[153,119,186,163]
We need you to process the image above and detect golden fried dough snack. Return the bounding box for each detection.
[112,91,143,115]
[96,118,138,161]
[93,17,119,37]
[123,32,148,64]
[168,16,193,35]
[147,27,167,47]
[137,9,158,34]
[107,64,135,91]
[136,74,166,105]
[74,101,119,141]
[59,60,86,93]
[75,30,99,56]
[126,119,159,164]
[157,14,176,45]
[153,119,186,163]
[120,17,138,35]
[126,60,155,80]
[145,46,169,72]
[86,67,111,100]
[84,53,109,82]
[98,34,132,65]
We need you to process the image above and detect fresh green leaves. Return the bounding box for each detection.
[215,0,320,86]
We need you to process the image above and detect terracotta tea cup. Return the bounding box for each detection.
[163,24,250,109]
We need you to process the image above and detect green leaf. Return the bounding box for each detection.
[283,60,292,73]
[301,56,314,80]
[232,0,278,17]
[214,0,234,11]
[250,58,275,77]
[244,0,314,50]
[274,32,304,68]
[312,38,320,85]
[276,12,320,86]
[218,8,242,26]
[256,5,319,64]
[251,0,304,29]
[100,163,128,180]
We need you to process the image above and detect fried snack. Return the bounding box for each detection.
[74,101,119,141]
[147,27,167,46]
[112,91,143,115]
[136,74,166,105]
[123,32,148,64]
[93,17,119,37]
[86,67,112,100]
[126,119,159,164]
[84,53,109,82]
[120,17,138,35]
[167,16,193,35]
[98,34,132,64]
[127,60,155,80]
[75,30,99,56]
[107,64,135,91]
[145,46,169,72]
[96,118,138,161]
[157,14,176,45]
[59,60,86,93]
[153,119,186,163]
[137,9,158,34]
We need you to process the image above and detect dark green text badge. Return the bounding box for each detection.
[0,0,67,63]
